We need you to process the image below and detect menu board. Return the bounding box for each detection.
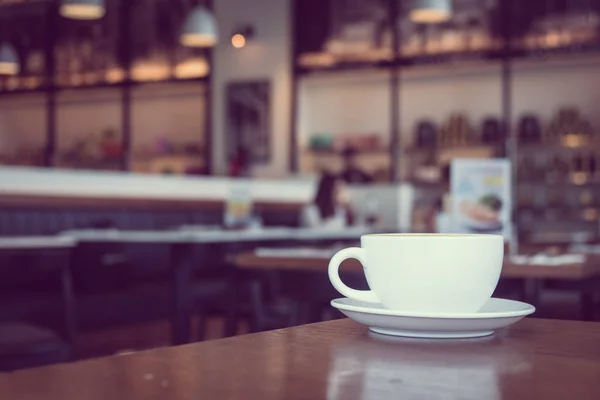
[450,159,512,239]
[224,183,253,229]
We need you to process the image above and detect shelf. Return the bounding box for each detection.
[54,82,126,92]
[513,43,600,60]
[400,50,504,68]
[294,48,600,77]
[516,206,600,223]
[0,86,51,97]
[296,60,393,76]
[0,77,209,96]
[130,77,209,87]
[55,160,123,171]
[409,143,503,153]
[405,180,445,190]
[518,180,600,188]
[296,52,505,75]
[131,154,205,175]
[518,140,600,153]
[305,148,389,156]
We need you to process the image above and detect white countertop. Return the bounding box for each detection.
[0,166,316,204]
[60,226,374,244]
[0,236,76,249]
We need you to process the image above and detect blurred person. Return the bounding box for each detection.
[340,147,372,184]
[302,172,352,228]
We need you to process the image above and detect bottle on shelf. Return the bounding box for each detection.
[518,115,541,144]
[440,113,471,147]
[571,152,588,184]
[481,117,503,144]
[550,106,594,147]
[415,120,437,149]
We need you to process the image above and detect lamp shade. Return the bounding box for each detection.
[180,6,218,47]
[410,0,452,23]
[0,43,19,75]
[60,0,106,20]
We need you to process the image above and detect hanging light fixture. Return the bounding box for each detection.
[410,0,452,24]
[180,6,218,47]
[0,43,19,75]
[60,0,106,20]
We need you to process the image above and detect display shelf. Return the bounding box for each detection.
[0,0,212,174]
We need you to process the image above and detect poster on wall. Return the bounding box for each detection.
[226,80,271,165]
[450,159,512,239]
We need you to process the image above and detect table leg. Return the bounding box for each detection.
[224,280,238,337]
[580,278,599,322]
[60,249,77,349]
[581,293,594,321]
[171,243,193,345]
[524,278,542,307]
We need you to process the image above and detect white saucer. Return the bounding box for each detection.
[331,297,535,339]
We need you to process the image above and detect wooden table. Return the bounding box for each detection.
[1,318,600,399]
[234,252,600,320]
[60,227,371,345]
[235,252,600,278]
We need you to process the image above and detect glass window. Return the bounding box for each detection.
[0,93,46,166]
[131,83,206,175]
[56,88,123,170]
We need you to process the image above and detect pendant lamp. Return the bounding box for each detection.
[410,0,452,24]
[0,43,19,75]
[180,6,218,47]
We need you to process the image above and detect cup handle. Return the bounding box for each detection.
[328,247,380,303]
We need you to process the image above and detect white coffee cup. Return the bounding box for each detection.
[328,234,504,313]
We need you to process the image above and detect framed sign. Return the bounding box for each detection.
[226,80,271,164]
[450,159,512,239]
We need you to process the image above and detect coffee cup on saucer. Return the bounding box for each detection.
[328,234,504,313]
